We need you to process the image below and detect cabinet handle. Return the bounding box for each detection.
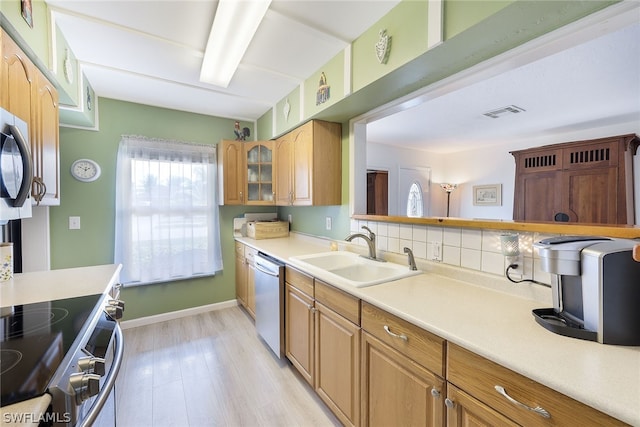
[444,398,455,409]
[383,325,407,341]
[239,191,243,203]
[32,177,46,205]
[430,388,441,398]
[494,385,551,418]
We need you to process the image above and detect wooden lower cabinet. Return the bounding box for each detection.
[235,242,255,318]
[446,384,518,427]
[235,242,248,308]
[285,282,315,386]
[245,247,257,318]
[315,301,360,427]
[361,331,445,427]
[446,343,626,426]
[278,268,623,427]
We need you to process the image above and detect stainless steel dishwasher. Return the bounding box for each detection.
[254,252,285,358]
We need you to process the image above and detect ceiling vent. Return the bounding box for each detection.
[483,105,526,119]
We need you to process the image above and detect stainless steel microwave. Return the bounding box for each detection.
[1,107,33,224]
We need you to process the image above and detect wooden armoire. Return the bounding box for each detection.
[511,134,639,225]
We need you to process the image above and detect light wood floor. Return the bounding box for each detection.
[115,306,340,427]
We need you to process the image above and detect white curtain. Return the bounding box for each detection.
[114,135,223,285]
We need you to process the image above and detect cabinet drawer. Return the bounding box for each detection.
[235,241,245,257]
[285,266,314,297]
[361,302,445,377]
[315,280,360,326]
[447,343,626,426]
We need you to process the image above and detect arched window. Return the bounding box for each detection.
[406,181,424,217]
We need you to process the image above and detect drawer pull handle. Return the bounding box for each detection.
[384,325,408,341]
[494,385,551,418]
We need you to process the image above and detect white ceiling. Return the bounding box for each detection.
[46,1,639,151]
[46,0,400,121]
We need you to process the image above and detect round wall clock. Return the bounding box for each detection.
[71,158,101,182]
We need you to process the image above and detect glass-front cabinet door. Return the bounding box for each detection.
[245,141,274,205]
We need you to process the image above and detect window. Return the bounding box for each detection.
[114,135,223,285]
[406,181,424,217]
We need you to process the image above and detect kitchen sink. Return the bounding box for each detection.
[288,251,421,288]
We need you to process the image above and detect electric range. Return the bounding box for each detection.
[0,292,124,426]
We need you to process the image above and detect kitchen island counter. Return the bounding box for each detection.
[237,233,640,426]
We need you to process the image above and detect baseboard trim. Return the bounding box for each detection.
[120,299,239,330]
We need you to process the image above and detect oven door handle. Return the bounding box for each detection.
[79,323,125,427]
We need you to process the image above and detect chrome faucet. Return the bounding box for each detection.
[345,226,384,262]
[403,247,417,271]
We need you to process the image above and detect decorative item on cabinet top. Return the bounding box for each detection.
[234,121,250,141]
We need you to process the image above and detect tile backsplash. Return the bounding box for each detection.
[350,219,557,286]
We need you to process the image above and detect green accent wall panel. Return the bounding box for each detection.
[54,25,79,107]
[275,85,301,136]
[58,74,97,129]
[278,205,350,241]
[444,0,513,40]
[256,108,273,140]
[352,0,429,93]
[303,50,345,119]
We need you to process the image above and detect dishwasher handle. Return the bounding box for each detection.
[255,262,279,277]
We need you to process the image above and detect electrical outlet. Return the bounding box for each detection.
[69,216,81,230]
[433,242,442,261]
[325,216,332,230]
[288,214,292,223]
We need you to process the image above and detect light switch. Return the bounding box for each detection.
[69,216,81,230]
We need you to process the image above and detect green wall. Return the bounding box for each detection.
[351,0,429,92]
[53,98,272,320]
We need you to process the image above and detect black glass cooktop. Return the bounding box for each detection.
[0,294,102,407]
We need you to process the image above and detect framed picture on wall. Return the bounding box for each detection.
[22,0,33,28]
[473,184,502,206]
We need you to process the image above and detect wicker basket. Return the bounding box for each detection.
[246,221,289,239]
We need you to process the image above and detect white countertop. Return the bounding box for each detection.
[0,264,122,307]
[237,234,640,425]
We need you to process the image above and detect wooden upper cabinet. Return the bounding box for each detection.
[274,133,293,205]
[220,120,341,206]
[217,139,245,205]
[511,134,639,224]
[1,30,60,206]
[1,30,34,125]
[275,120,342,206]
[33,69,60,205]
[244,141,274,205]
